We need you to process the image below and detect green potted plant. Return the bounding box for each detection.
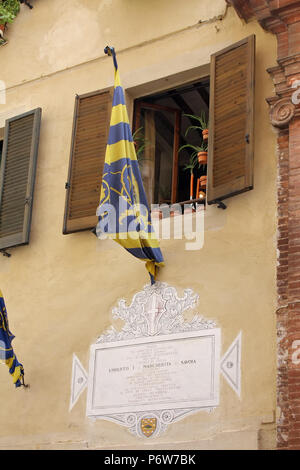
[184,110,209,141]
[180,111,209,164]
[179,111,209,201]
[0,0,21,44]
[179,141,208,165]
[132,127,151,164]
[196,143,208,165]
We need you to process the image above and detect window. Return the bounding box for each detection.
[64,35,255,232]
[0,109,42,251]
[133,35,255,209]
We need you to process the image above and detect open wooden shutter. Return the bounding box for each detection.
[207,35,255,205]
[63,89,112,234]
[0,108,42,250]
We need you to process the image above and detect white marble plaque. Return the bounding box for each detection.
[70,282,242,437]
[86,328,220,417]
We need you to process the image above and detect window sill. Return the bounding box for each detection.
[151,198,206,220]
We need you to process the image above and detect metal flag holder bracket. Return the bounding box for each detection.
[216,200,227,210]
[21,376,29,388]
[20,1,34,9]
[104,45,114,55]
[104,45,118,69]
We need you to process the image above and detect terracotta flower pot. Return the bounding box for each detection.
[170,210,181,217]
[184,206,195,214]
[0,24,6,37]
[196,178,200,199]
[200,175,207,189]
[197,151,207,165]
[202,129,209,140]
[151,209,163,220]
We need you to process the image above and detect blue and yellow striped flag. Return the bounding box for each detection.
[0,290,24,387]
[96,47,164,284]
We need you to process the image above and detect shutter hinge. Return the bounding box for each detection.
[0,249,11,257]
[245,134,250,144]
[65,182,70,189]
[216,200,227,210]
[25,196,32,205]
[20,1,34,9]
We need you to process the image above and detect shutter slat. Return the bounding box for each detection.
[1,192,27,206]
[70,180,101,190]
[73,143,107,155]
[215,47,246,64]
[1,193,27,205]
[77,115,109,124]
[214,129,246,146]
[213,124,246,143]
[4,160,30,173]
[70,189,100,201]
[7,136,33,147]
[207,36,255,204]
[0,109,41,248]
[0,215,26,226]
[71,161,105,173]
[63,90,112,234]
[74,137,106,146]
[215,77,247,94]
[73,153,105,163]
[215,96,247,112]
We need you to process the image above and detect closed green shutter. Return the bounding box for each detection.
[0,108,42,250]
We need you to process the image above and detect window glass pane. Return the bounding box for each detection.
[139,108,175,206]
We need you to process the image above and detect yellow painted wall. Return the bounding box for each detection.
[0,1,277,449]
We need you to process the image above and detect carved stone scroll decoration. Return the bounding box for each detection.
[269,98,295,128]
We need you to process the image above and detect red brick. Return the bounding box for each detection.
[287,439,300,447]
[252,0,300,450]
[290,421,300,430]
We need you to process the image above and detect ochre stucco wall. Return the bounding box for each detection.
[0,1,277,449]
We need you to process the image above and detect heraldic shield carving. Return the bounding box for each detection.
[70,282,242,438]
[141,417,157,438]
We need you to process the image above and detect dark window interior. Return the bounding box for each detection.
[134,78,209,205]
